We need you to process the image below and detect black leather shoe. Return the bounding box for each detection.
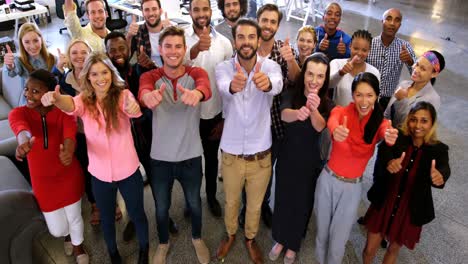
[238,207,246,229]
[208,198,222,217]
[357,216,366,225]
[137,246,149,264]
[110,251,122,264]
[123,221,135,242]
[262,205,273,228]
[381,239,388,249]
[169,217,178,235]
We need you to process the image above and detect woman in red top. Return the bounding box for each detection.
[314,72,398,264]
[8,69,87,264]
[363,102,450,264]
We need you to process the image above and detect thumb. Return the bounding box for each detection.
[177,83,186,93]
[431,159,436,170]
[402,44,407,51]
[164,11,168,20]
[203,26,209,35]
[324,33,328,40]
[54,85,61,95]
[60,144,64,151]
[340,35,343,43]
[254,60,262,73]
[388,119,393,128]
[284,37,290,47]
[132,15,137,23]
[342,115,348,128]
[29,136,36,146]
[235,62,243,73]
[159,82,167,94]
[6,44,12,53]
[57,48,62,56]
[350,55,359,64]
[139,45,144,55]
[399,152,406,162]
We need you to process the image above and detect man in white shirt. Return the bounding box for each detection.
[215,18,283,263]
[63,0,110,52]
[185,0,233,218]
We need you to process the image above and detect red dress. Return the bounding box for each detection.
[365,145,422,249]
[9,106,84,212]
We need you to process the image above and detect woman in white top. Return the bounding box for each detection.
[329,30,380,106]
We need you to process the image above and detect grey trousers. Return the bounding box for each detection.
[314,167,362,264]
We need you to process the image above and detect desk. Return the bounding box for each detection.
[0,3,49,40]
[108,0,192,24]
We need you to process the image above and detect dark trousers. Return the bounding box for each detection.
[150,156,203,243]
[379,96,391,111]
[91,170,149,255]
[199,113,222,201]
[76,132,95,204]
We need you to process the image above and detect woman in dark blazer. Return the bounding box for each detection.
[362,101,450,264]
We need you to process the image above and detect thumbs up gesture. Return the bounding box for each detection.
[141,83,166,109]
[384,120,399,145]
[279,37,294,62]
[56,48,68,72]
[177,84,203,106]
[333,115,349,142]
[337,35,346,55]
[4,44,15,70]
[296,106,311,121]
[161,11,171,28]
[124,92,141,115]
[252,61,271,92]
[319,33,330,52]
[431,159,444,186]
[41,85,61,106]
[197,26,212,52]
[394,85,408,101]
[306,92,321,112]
[137,46,155,69]
[399,44,412,65]
[230,63,247,94]
[127,15,139,38]
[15,136,35,161]
[340,55,359,76]
[59,143,73,166]
[387,151,406,173]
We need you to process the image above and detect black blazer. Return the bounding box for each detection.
[367,132,450,226]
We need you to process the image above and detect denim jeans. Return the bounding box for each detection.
[92,170,149,256]
[150,156,203,243]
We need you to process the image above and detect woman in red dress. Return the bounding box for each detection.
[363,101,450,264]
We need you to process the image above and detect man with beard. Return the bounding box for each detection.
[315,2,351,60]
[104,31,178,245]
[236,3,299,229]
[367,8,416,109]
[139,26,212,264]
[184,0,233,218]
[215,18,283,264]
[126,0,171,70]
[64,0,110,52]
[215,0,248,47]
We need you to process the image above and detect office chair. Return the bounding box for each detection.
[55,0,86,34]
[103,0,127,30]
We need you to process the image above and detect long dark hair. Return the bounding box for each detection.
[401,101,439,144]
[351,72,383,144]
[291,52,330,113]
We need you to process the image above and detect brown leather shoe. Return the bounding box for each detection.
[216,234,236,260]
[245,238,264,264]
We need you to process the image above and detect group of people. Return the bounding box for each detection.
[2,0,450,264]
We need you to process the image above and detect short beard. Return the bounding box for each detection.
[193,17,211,30]
[237,46,257,60]
[226,13,240,23]
[147,17,161,28]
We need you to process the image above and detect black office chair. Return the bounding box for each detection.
[55,0,86,34]
[103,0,127,31]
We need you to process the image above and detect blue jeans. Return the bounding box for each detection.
[150,156,203,243]
[92,170,149,256]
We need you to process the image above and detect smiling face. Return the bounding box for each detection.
[190,0,212,30]
[382,8,402,38]
[350,37,371,64]
[408,109,433,142]
[69,42,91,70]
[323,4,342,32]
[142,0,162,28]
[224,0,241,22]
[24,78,48,109]
[411,57,438,84]
[234,24,259,60]
[88,62,112,96]
[106,37,129,69]
[297,31,316,58]
[352,82,377,118]
[258,10,279,41]
[159,35,186,69]
[21,31,42,57]
[87,0,107,31]
[304,61,327,96]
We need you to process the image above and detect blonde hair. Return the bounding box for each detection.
[297,25,317,44]
[66,39,92,71]
[18,23,55,73]
[400,101,439,145]
[79,52,125,133]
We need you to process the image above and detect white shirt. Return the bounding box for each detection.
[149,32,163,67]
[329,59,381,106]
[215,55,283,155]
[185,26,233,119]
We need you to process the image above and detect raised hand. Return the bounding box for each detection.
[306,92,321,112]
[16,136,35,161]
[387,151,405,173]
[41,85,61,106]
[137,46,155,69]
[141,83,166,109]
[4,44,15,70]
[124,93,141,115]
[431,159,444,186]
[161,11,171,28]
[59,144,73,166]
[252,61,271,92]
[394,85,408,101]
[296,106,311,121]
[384,120,399,145]
[230,63,247,93]
[177,84,203,106]
[197,26,211,52]
[279,37,294,62]
[333,115,349,142]
[340,55,359,75]
[337,35,346,55]
[127,15,139,38]
[56,48,68,71]
[399,44,412,65]
[319,33,329,51]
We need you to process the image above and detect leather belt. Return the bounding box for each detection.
[234,148,271,161]
[324,165,362,184]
